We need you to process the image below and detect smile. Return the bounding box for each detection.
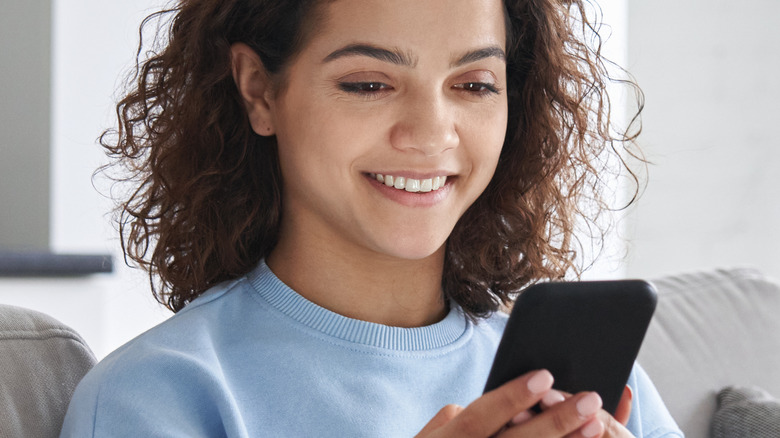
[368,173,448,193]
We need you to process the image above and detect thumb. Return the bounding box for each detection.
[614,385,633,425]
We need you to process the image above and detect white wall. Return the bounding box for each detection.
[0,0,170,359]
[578,0,631,280]
[52,0,173,357]
[624,0,780,279]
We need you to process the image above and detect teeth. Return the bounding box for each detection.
[373,174,448,193]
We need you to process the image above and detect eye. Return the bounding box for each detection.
[338,82,391,94]
[453,82,500,96]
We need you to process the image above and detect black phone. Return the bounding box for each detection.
[483,280,657,415]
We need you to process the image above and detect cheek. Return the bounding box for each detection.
[486,104,508,159]
[464,107,507,173]
[274,114,372,199]
[274,100,341,169]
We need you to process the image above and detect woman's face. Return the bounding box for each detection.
[267,0,508,261]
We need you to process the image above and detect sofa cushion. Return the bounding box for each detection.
[711,386,780,438]
[637,268,780,438]
[0,305,96,438]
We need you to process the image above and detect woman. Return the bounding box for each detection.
[61,0,682,436]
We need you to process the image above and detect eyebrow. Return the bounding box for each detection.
[323,44,417,67]
[322,44,507,68]
[451,46,506,68]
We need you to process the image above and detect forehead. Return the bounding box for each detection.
[307,0,507,58]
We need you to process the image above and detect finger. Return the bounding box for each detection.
[415,404,463,437]
[446,369,554,437]
[540,389,566,409]
[597,410,633,438]
[510,391,603,437]
[613,386,633,426]
[565,418,605,438]
[510,410,534,426]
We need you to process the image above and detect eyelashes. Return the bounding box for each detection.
[453,82,501,95]
[338,82,391,94]
[337,81,502,99]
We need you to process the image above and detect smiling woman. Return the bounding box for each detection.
[230,0,509,327]
[59,0,681,437]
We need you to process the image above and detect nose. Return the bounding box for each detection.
[389,92,459,156]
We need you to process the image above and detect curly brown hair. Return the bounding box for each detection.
[102,0,644,317]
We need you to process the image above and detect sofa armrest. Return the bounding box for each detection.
[0,304,96,438]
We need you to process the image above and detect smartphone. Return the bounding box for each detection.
[483,280,657,415]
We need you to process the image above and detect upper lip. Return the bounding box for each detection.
[365,171,455,179]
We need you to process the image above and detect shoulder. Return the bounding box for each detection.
[484,309,509,328]
[456,309,508,359]
[472,309,509,339]
[87,274,255,376]
[61,277,255,436]
[105,276,248,353]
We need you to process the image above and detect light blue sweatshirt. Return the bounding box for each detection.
[61,261,683,437]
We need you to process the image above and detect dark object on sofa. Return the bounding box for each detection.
[711,386,780,438]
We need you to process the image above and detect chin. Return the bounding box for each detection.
[372,236,447,262]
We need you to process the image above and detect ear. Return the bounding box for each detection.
[231,43,276,137]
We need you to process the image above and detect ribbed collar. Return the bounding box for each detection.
[247,261,469,351]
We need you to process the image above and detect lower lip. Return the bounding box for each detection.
[365,174,453,207]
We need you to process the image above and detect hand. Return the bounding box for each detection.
[512,385,635,438]
[600,385,634,437]
[580,385,633,438]
[613,386,633,426]
[415,370,607,438]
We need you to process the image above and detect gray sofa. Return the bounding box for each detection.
[638,267,780,437]
[1,268,777,437]
[0,304,96,438]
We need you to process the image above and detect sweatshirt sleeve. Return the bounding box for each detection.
[625,363,685,438]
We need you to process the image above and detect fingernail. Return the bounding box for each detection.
[541,389,565,407]
[576,392,602,418]
[511,410,533,425]
[581,419,604,438]
[527,370,553,394]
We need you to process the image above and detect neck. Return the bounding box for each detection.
[266,232,448,328]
